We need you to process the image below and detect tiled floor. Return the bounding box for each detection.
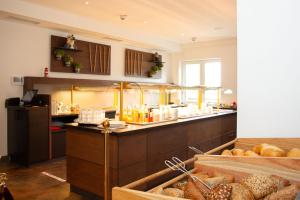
[0,158,86,200]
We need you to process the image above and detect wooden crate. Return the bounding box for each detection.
[112,138,300,200]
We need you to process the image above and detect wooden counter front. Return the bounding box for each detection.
[66,112,237,199]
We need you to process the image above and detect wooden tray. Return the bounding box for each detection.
[112,138,300,200]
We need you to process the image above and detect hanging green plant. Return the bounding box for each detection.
[72,62,82,73]
[63,54,73,67]
[54,49,65,60]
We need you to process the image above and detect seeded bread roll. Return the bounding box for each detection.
[263,184,299,200]
[222,149,233,156]
[184,180,206,200]
[229,183,254,200]
[163,188,184,198]
[287,148,300,157]
[206,183,232,200]
[260,145,286,157]
[232,148,245,156]
[242,174,277,199]
[244,150,260,157]
[270,175,290,190]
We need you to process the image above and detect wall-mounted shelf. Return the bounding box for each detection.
[51,35,111,75]
[54,47,83,52]
[124,49,162,79]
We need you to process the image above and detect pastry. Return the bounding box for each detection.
[287,148,300,157]
[242,174,277,199]
[232,148,245,156]
[172,180,187,191]
[163,187,184,198]
[206,183,232,200]
[244,150,260,157]
[260,145,286,157]
[193,172,210,180]
[252,143,269,155]
[222,149,233,156]
[263,184,298,200]
[229,183,254,200]
[212,171,235,183]
[184,179,206,200]
[204,176,227,188]
[150,187,163,194]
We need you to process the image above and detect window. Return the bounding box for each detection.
[182,60,221,104]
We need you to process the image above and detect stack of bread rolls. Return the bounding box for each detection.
[153,171,299,200]
[221,143,300,157]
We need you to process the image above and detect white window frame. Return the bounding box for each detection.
[181,59,222,104]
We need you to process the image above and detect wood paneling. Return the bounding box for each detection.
[125,49,161,78]
[51,35,111,75]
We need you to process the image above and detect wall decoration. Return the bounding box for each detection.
[51,35,111,75]
[124,49,163,78]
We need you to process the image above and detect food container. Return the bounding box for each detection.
[112,138,300,200]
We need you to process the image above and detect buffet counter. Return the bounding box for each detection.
[65,111,237,199]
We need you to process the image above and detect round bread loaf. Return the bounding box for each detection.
[244,150,260,157]
[229,183,254,200]
[263,184,299,200]
[242,174,277,199]
[260,145,286,157]
[232,148,245,156]
[287,148,300,157]
[163,187,184,198]
[204,176,227,188]
[221,149,233,156]
[172,180,187,191]
[206,184,232,200]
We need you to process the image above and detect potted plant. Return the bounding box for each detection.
[147,64,163,77]
[72,62,81,73]
[54,49,65,60]
[63,54,73,67]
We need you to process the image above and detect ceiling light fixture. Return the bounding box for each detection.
[143,21,148,24]
[84,1,89,5]
[180,33,185,36]
[120,15,128,21]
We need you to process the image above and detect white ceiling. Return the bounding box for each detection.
[20,0,236,44]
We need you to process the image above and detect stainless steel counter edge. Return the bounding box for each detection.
[65,111,237,135]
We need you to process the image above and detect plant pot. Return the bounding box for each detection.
[74,68,80,73]
[64,61,71,67]
[56,55,63,60]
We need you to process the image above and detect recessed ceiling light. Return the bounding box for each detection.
[84,1,89,5]
[143,21,148,24]
[180,33,185,36]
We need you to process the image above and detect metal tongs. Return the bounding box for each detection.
[164,157,211,190]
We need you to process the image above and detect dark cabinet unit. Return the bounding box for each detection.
[7,106,49,166]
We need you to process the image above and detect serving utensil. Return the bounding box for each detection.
[164,156,211,190]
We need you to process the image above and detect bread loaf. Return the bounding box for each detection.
[172,180,187,191]
[263,184,298,200]
[193,172,210,180]
[163,188,184,198]
[260,145,286,157]
[204,176,227,188]
[229,183,254,200]
[206,184,232,200]
[244,150,260,157]
[242,174,277,199]
[232,148,245,156]
[212,171,235,183]
[270,175,290,190]
[184,180,206,200]
[287,148,300,157]
[221,149,233,156]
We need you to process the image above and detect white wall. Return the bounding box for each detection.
[0,20,171,156]
[171,39,237,104]
[237,0,300,137]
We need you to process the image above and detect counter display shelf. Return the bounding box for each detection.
[112,138,300,200]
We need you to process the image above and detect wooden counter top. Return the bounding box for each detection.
[65,111,236,135]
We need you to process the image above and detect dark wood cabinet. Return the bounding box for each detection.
[7,106,49,166]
